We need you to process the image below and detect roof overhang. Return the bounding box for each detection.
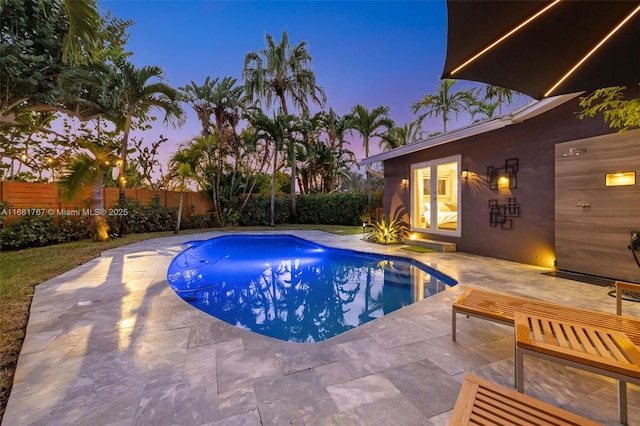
[359,92,581,165]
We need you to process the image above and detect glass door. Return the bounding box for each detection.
[410,156,461,235]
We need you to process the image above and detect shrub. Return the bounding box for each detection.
[368,214,408,245]
[106,195,213,234]
[297,192,382,226]
[0,214,92,251]
[238,196,291,226]
[107,195,174,233]
[237,192,382,226]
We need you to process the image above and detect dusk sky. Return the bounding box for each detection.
[100,0,529,163]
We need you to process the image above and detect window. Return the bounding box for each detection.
[410,156,461,236]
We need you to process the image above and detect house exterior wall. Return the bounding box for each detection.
[384,97,619,268]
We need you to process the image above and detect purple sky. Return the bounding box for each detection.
[101,0,529,164]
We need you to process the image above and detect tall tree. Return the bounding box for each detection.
[468,99,499,123]
[411,79,476,133]
[107,61,184,234]
[243,30,327,219]
[250,112,295,227]
[181,76,244,224]
[483,85,517,116]
[0,1,130,130]
[378,121,422,151]
[347,104,394,205]
[321,107,351,151]
[167,146,198,234]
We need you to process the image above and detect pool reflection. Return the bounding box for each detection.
[167,235,452,343]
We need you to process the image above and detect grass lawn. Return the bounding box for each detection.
[0,224,361,421]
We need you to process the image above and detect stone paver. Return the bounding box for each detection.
[3,230,640,425]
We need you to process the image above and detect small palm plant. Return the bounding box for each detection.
[368,215,408,245]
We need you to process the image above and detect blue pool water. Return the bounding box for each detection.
[167,234,457,343]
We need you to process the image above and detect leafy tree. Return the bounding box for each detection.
[578,86,640,130]
[483,85,518,116]
[130,135,167,189]
[0,0,130,131]
[250,112,295,226]
[104,61,185,234]
[57,133,119,241]
[168,146,197,233]
[347,104,394,205]
[379,122,422,151]
[411,79,476,133]
[468,99,499,123]
[243,30,327,219]
[180,76,244,223]
[321,107,351,151]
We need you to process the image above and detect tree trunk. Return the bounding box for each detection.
[118,115,133,236]
[92,174,109,242]
[290,143,297,221]
[174,190,184,234]
[364,137,372,207]
[270,146,278,227]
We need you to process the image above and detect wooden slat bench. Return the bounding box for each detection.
[449,373,602,425]
[452,281,640,346]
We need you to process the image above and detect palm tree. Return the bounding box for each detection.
[411,79,476,133]
[483,85,518,116]
[468,99,499,122]
[321,107,351,151]
[243,30,327,219]
[347,104,394,205]
[58,139,117,241]
[59,0,103,63]
[109,61,185,234]
[168,147,197,234]
[250,112,295,227]
[181,76,244,223]
[378,121,422,151]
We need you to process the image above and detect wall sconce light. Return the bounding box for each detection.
[605,171,636,187]
[497,175,510,189]
[563,147,587,157]
[401,177,409,186]
[487,158,518,190]
[461,170,469,181]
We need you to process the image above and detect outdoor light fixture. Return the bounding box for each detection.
[497,175,510,189]
[461,170,469,181]
[401,177,409,186]
[487,158,518,191]
[563,147,587,157]
[605,171,636,187]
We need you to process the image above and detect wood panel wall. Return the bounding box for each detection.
[0,182,212,226]
[555,130,640,283]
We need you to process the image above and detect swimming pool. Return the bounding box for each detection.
[167,234,457,343]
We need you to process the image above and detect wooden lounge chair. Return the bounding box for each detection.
[449,373,602,425]
[452,281,640,345]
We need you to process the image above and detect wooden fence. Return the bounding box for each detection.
[0,181,212,226]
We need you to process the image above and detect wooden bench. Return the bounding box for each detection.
[452,281,640,346]
[514,312,640,425]
[449,373,602,425]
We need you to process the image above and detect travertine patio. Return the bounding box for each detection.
[3,231,639,425]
